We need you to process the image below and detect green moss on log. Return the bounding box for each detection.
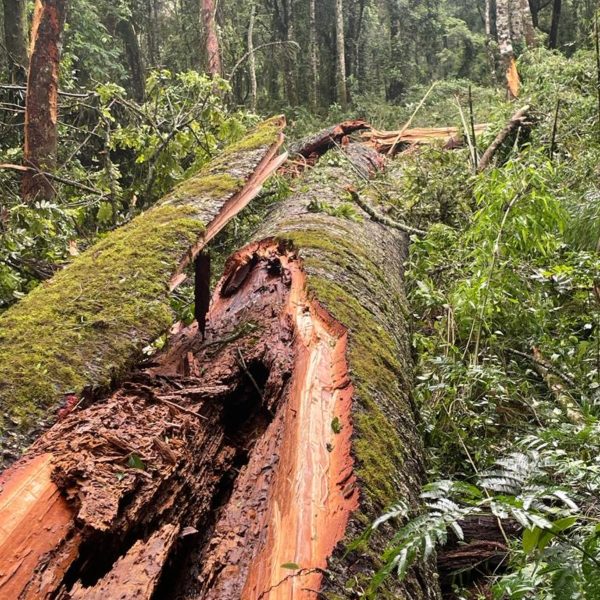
[0,119,285,454]
[0,205,205,436]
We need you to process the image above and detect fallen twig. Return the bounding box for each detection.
[347,188,427,236]
[477,105,531,171]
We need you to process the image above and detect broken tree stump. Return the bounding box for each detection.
[0,117,287,466]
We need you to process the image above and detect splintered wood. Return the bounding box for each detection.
[0,241,357,600]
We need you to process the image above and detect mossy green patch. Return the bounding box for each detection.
[218,116,282,157]
[0,204,205,439]
[166,173,243,202]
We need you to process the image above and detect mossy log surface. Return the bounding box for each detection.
[0,117,285,464]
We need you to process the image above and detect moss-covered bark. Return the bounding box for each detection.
[0,117,285,463]
[256,148,440,599]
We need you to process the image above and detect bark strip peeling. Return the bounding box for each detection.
[0,117,286,467]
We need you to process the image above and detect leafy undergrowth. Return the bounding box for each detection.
[363,48,600,599]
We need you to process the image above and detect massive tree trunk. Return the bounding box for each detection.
[335,0,348,108]
[0,134,439,598]
[201,0,221,77]
[2,0,29,84]
[21,0,68,202]
[0,118,286,465]
[117,18,146,103]
[549,0,562,49]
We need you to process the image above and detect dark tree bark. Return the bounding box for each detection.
[2,0,29,84]
[21,0,68,202]
[201,0,221,77]
[549,0,561,49]
[117,18,146,103]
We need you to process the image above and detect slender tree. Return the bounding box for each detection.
[201,0,221,76]
[308,0,318,110]
[335,0,348,107]
[549,0,562,49]
[248,3,257,111]
[2,0,29,84]
[22,0,68,202]
[117,18,146,102]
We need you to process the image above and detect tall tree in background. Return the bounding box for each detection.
[2,0,29,84]
[201,0,221,76]
[22,0,68,202]
[117,17,146,102]
[549,0,562,49]
[248,3,257,111]
[308,0,318,110]
[335,0,347,107]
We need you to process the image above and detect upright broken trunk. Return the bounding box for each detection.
[0,144,438,598]
[22,0,68,202]
[0,117,286,465]
[496,0,520,99]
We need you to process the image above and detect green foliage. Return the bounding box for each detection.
[365,48,600,597]
[0,71,254,309]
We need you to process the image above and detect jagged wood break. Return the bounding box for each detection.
[0,117,286,465]
[0,144,439,599]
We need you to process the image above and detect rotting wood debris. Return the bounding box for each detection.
[0,115,521,600]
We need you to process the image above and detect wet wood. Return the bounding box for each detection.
[0,141,436,599]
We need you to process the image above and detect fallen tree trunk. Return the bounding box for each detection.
[0,117,286,466]
[363,124,489,153]
[0,144,439,599]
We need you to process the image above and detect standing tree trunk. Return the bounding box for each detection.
[282,0,297,106]
[2,0,29,84]
[21,0,68,202]
[496,0,520,99]
[201,0,221,77]
[335,0,348,108]
[521,0,536,46]
[117,18,146,103]
[247,3,257,111]
[308,0,318,110]
[549,0,562,49]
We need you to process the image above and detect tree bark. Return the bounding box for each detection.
[248,3,257,111]
[0,118,286,466]
[282,0,297,106]
[549,0,561,49]
[117,18,146,103]
[201,0,221,77]
[496,0,520,99]
[335,0,348,108]
[21,0,68,202]
[308,0,318,110]
[2,0,29,84]
[0,139,439,599]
